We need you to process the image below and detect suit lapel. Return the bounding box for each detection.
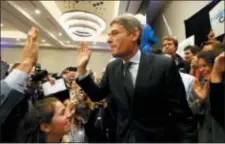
[114,59,130,110]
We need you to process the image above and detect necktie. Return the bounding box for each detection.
[123,62,134,98]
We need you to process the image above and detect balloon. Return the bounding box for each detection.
[140,24,158,53]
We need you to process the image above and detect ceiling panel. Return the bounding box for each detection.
[127,1,142,14]
[1,20,18,31]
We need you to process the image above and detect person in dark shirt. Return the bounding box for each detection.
[209,52,224,129]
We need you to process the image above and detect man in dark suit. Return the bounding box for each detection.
[75,14,197,142]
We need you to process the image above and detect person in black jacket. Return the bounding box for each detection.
[209,52,224,129]
[162,36,190,73]
[75,14,197,142]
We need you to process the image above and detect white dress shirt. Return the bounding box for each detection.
[179,72,195,99]
[123,50,141,87]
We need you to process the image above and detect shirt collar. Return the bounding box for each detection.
[123,50,141,64]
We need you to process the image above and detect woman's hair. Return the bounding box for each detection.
[197,51,219,66]
[16,97,59,143]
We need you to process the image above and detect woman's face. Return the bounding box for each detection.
[198,58,213,80]
[48,101,73,136]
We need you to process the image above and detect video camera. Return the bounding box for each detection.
[31,63,48,82]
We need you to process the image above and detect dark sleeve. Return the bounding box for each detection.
[210,82,224,129]
[0,81,25,126]
[164,59,197,142]
[185,62,191,74]
[76,66,110,102]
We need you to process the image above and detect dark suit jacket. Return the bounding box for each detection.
[76,53,197,142]
[0,81,27,142]
[174,53,190,74]
[210,82,224,130]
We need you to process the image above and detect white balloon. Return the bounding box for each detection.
[135,14,146,25]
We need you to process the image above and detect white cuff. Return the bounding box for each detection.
[4,69,29,93]
[77,72,90,81]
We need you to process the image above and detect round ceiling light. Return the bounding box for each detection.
[60,11,106,41]
[68,27,96,37]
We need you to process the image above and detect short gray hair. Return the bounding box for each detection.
[110,14,142,45]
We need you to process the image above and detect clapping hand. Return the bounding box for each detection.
[211,52,225,83]
[193,79,209,103]
[213,52,225,73]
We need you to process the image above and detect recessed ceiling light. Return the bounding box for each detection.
[1,23,3,27]
[16,38,20,42]
[35,9,41,14]
[42,39,46,42]
[58,33,62,36]
[66,40,70,44]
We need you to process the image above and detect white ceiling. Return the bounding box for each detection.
[1,0,144,50]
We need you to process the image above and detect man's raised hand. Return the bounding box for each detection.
[76,41,92,76]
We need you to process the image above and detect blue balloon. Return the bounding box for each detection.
[140,24,158,53]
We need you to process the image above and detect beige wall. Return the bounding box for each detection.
[1,47,112,75]
[152,1,211,49]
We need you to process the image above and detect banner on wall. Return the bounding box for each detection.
[177,35,195,58]
[209,1,224,37]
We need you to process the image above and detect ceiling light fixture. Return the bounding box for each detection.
[35,9,41,15]
[1,23,3,27]
[16,38,20,42]
[66,40,70,44]
[64,20,101,32]
[58,32,62,36]
[68,27,96,37]
[59,11,106,41]
[42,39,46,42]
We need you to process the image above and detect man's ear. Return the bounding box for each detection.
[132,28,141,42]
[40,123,52,133]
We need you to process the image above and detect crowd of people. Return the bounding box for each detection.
[151,33,224,142]
[0,13,224,143]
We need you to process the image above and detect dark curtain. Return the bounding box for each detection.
[184,0,224,47]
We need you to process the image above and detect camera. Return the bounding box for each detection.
[31,64,48,82]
